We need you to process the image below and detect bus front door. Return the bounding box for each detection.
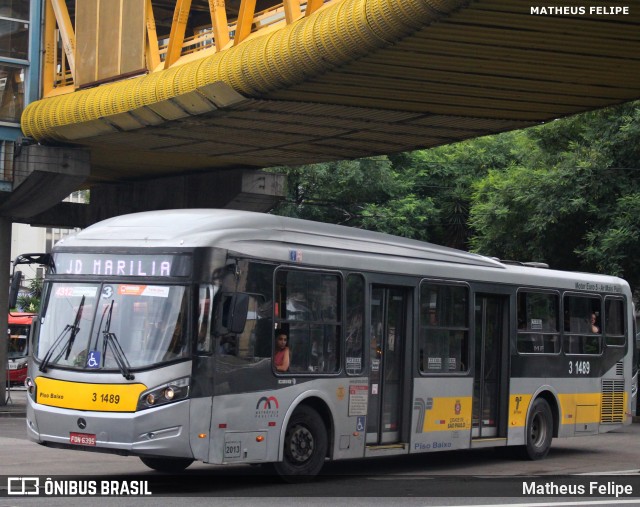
[472,293,509,439]
[367,286,407,445]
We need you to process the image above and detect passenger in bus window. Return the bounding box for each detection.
[590,313,600,334]
[274,333,290,372]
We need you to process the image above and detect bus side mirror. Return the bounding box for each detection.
[228,293,250,334]
[9,270,22,309]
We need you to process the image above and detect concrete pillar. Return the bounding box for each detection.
[0,216,10,405]
[16,169,286,229]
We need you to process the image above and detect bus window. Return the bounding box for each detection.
[275,269,341,374]
[517,291,560,354]
[212,261,274,361]
[563,294,602,355]
[419,282,469,373]
[345,274,365,375]
[604,297,625,347]
[196,285,214,353]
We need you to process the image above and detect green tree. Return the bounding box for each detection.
[270,100,640,295]
[269,157,405,225]
[469,100,640,294]
[16,276,43,313]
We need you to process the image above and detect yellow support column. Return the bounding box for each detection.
[43,0,56,95]
[305,0,324,17]
[233,0,256,46]
[284,0,302,24]
[50,0,76,81]
[145,0,161,70]
[208,0,230,51]
[164,0,193,68]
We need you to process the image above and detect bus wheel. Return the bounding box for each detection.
[522,398,553,460]
[274,405,328,479]
[139,456,194,473]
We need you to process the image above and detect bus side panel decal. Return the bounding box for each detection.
[415,396,473,433]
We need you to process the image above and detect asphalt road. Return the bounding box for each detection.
[2,409,640,506]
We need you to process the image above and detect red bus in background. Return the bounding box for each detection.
[7,313,34,385]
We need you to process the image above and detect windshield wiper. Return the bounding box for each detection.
[101,300,135,380]
[39,295,85,372]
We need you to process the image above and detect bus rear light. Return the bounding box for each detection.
[256,435,265,442]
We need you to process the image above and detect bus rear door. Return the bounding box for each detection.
[472,293,510,440]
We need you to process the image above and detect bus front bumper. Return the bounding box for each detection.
[26,396,194,458]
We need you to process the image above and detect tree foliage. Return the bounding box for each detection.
[16,276,43,313]
[270,100,640,296]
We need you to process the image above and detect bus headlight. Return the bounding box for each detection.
[137,377,190,411]
[25,377,36,400]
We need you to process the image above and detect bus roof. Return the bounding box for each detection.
[55,209,629,294]
[57,209,502,269]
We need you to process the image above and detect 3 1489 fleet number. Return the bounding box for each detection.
[568,360,591,375]
[92,393,120,404]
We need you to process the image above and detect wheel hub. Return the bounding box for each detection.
[289,425,314,462]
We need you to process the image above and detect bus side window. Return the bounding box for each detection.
[563,294,602,355]
[196,285,213,354]
[345,274,365,375]
[516,291,560,355]
[419,282,469,374]
[274,269,341,374]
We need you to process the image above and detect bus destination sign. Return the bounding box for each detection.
[54,253,191,278]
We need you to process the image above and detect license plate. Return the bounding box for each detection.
[8,363,18,370]
[70,432,96,446]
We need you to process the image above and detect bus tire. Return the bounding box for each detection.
[521,397,553,460]
[139,456,194,473]
[274,405,328,480]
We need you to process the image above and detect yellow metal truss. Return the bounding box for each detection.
[24,0,463,142]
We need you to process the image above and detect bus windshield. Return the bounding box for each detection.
[36,282,189,370]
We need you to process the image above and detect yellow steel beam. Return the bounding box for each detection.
[164,0,193,68]
[43,0,56,95]
[146,0,161,70]
[284,0,302,24]
[305,0,324,17]
[208,0,230,51]
[50,0,76,80]
[233,0,257,46]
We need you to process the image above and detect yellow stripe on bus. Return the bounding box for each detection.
[509,392,628,428]
[35,377,147,412]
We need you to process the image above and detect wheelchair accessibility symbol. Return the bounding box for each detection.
[356,416,365,432]
[86,351,101,368]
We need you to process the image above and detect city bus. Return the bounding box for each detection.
[14,209,635,477]
[7,313,34,385]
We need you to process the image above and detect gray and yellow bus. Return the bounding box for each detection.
[15,209,636,477]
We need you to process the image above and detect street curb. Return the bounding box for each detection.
[0,410,26,418]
